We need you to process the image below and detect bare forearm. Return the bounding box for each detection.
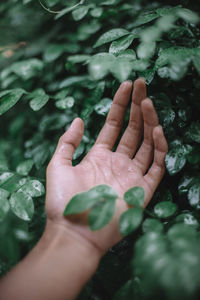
[0,220,101,300]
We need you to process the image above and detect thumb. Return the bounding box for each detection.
[54,118,84,165]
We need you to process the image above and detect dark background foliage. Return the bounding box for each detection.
[0,0,200,299]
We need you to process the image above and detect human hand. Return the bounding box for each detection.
[45,78,168,256]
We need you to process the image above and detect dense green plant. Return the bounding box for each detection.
[0,0,200,299]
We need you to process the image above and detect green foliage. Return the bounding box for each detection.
[0,0,200,299]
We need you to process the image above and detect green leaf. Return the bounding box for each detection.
[64,185,118,216]
[124,186,145,207]
[43,44,64,62]
[18,180,45,198]
[89,198,116,231]
[90,7,103,18]
[16,159,34,176]
[94,98,112,116]
[0,188,10,199]
[177,8,199,24]
[111,57,134,82]
[0,172,14,186]
[142,218,164,233]
[11,59,44,80]
[0,197,10,221]
[30,94,49,111]
[188,182,200,209]
[132,12,159,27]
[55,0,85,19]
[64,191,97,215]
[72,5,90,21]
[119,208,143,236]
[73,141,85,160]
[10,192,34,221]
[175,213,199,227]
[109,34,134,54]
[88,53,115,80]
[154,201,177,218]
[0,89,26,115]
[165,146,186,175]
[186,122,200,143]
[55,97,75,110]
[93,28,130,48]
[67,55,90,64]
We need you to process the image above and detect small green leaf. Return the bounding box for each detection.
[109,34,134,54]
[0,188,10,199]
[0,197,10,221]
[44,44,64,62]
[30,94,49,111]
[16,159,34,176]
[188,183,200,209]
[55,97,75,110]
[94,28,130,48]
[64,191,97,215]
[89,198,115,231]
[132,12,159,27]
[186,122,200,143]
[18,180,45,198]
[0,172,14,186]
[165,146,186,175]
[119,207,143,236]
[72,5,90,21]
[10,192,34,221]
[0,89,26,115]
[11,59,44,80]
[154,201,177,219]
[64,185,118,216]
[90,7,103,18]
[111,57,134,82]
[88,53,115,80]
[94,98,112,116]
[177,8,199,24]
[142,218,164,233]
[124,186,145,207]
[67,55,90,64]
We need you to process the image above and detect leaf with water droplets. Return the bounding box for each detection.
[18,180,45,198]
[10,192,34,221]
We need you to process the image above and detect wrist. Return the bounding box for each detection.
[41,219,102,274]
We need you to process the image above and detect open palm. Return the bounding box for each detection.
[46,79,168,253]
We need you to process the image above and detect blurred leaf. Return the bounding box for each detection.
[16,159,34,176]
[142,218,164,233]
[0,197,10,222]
[89,198,115,231]
[119,207,143,236]
[124,186,145,207]
[154,201,177,218]
[188,182,200,209]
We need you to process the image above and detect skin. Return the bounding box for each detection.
[0,78,168,300]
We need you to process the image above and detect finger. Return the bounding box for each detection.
[133,98,159,174]
[144,125,168,204]
[95,81,132,149]
[116,78,146,157]
[53,118,84,165]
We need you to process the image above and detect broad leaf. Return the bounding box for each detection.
[119,207,143,236]
[16,160,34,176]
[0,197,10,221]
[18,180,45,198]
[30,94,49,111]
[89,198,115,231]
[124,186,145,207]
[0,89,26,115]
[94,28,130,48]
[154,201,177,218]
[10,192,34,221]
[109,34,134,54]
